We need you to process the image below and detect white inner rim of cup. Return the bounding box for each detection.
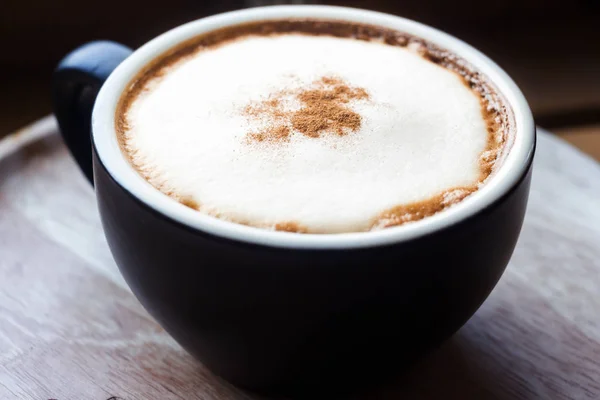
[92,5,535,249]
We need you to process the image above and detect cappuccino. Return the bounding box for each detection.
[116,20,513,233]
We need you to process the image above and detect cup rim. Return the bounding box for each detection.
[92,4,535,250]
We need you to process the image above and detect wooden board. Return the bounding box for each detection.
[556,124,600,162]
[1,116,599,400]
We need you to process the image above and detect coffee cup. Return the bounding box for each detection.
[52,5,535,395]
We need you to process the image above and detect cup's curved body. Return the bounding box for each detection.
[94,147,533,393]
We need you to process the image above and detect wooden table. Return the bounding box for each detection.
[1,117,599,399]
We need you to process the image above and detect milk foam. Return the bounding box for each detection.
[123,34,492,233]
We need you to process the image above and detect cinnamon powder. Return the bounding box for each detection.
[243,76,369,143]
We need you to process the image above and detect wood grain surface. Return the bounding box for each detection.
[1,117,599,400]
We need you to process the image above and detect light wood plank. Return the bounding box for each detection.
[1,117,599,399]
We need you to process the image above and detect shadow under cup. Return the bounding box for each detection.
[52,5,536,396]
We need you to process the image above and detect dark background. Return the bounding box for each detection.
[2,0,599,142]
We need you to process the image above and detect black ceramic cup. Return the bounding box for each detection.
[51,5,536,396]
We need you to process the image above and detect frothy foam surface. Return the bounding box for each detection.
[119,22,510,233]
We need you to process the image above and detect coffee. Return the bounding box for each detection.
[116,20,513,234]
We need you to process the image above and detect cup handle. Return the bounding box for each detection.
[52,41,133,185]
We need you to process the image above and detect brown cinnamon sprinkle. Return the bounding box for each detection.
[372,186,476,230]
[243,76,369,143]
[179,196,200,210]
[248,125,291,142]
[274,221,308,233]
